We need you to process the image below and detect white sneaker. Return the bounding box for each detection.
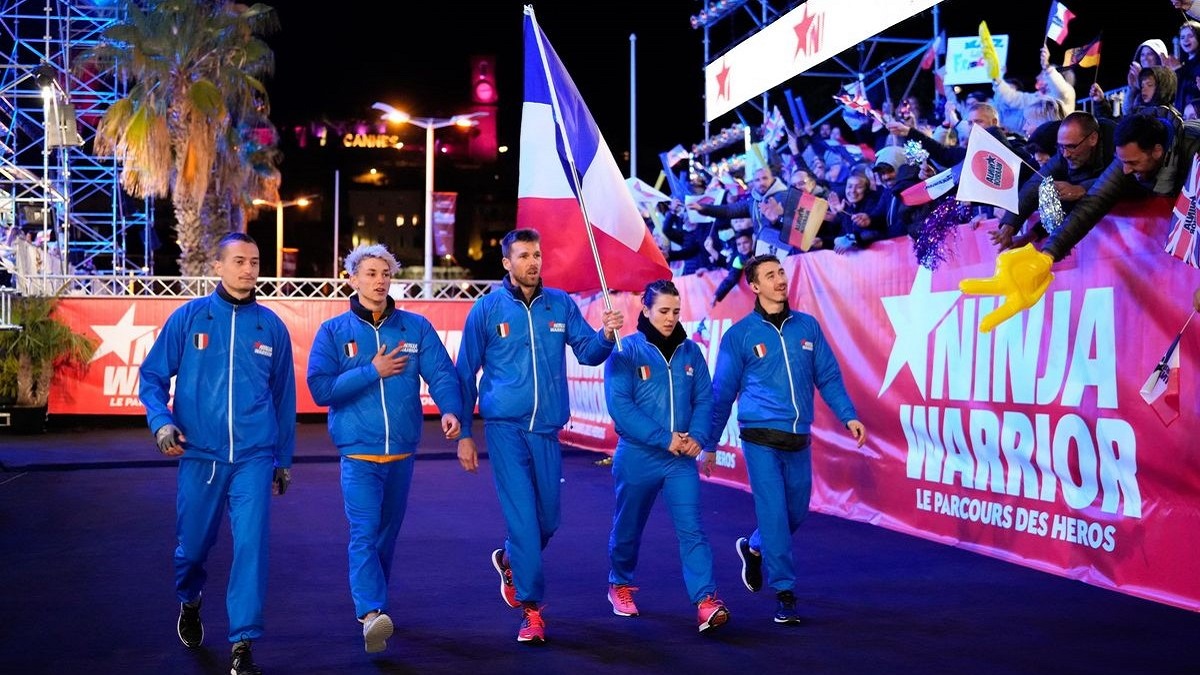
[362,612,394,653]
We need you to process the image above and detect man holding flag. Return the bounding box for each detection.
[456,228,624,645]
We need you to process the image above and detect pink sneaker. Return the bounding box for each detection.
[517,605,545,643]
[492,548,520,608]
[607,583,640,617]
[697,594,729,633]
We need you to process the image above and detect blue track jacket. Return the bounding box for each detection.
[306,296,462,456]
[710,307,856,442]
[139,287,296,467]
[457,279,615,438]
[604,331,713,451]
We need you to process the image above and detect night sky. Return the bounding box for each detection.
[266,0,1194,181]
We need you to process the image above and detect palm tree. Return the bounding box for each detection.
[82,1,280,276]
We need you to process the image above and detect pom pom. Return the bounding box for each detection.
[1038,176,1065,234]
[903,140,929,166]
[914,197,971,270]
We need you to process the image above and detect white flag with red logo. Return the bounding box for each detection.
[1140,316,1191,427]
[1166,154,1200,268]
[955,125,1022,213]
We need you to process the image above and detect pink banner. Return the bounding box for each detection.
[40,198,1200,610]
[49,298,473,416]
[568,197,1200,611]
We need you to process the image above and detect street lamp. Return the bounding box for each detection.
[371,102,486,297]
[252,196,313,276]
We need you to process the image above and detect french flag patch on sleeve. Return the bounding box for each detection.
[344,340,358,358]
[753,343,767,358]
[193,333,209,350]
[497,322,510,338]
[637,365,651,380]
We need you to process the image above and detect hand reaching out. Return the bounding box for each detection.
[958,244,1054,333]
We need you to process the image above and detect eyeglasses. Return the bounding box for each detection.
[1057,129,1096,153]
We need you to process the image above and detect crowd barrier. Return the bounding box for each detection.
[45,197,1199,611]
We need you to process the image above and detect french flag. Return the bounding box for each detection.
[900,165,959,207]
[1140,318,1190,427]
[1046,1,1074,45]
[517,8,671,294]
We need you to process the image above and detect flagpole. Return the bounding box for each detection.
[526,5,623,349]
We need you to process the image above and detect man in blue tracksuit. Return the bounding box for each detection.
[139,232,296,675]
[604,279,729,633]
[708,254,867,625]
[307,244,462,655]
[455,228,624,644]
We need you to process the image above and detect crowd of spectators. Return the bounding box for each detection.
[650,1,1200,306]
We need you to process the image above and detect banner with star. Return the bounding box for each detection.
[41,198,1200,613]
[703,0,946,120]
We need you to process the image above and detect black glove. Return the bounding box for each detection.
[155,424,182,454]
[272,467,291,496]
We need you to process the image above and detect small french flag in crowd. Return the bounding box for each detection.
[900,166,959,207]
[1046,1,1074,45]
[1140,316,1191,427]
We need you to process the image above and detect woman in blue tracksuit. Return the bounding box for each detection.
[306,244,462,654]
[139,233,296,675]
[604,279,730,633]
[709,254,867,625]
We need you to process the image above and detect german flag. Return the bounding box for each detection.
[1063,37,1101,68]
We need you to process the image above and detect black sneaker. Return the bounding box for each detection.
[735,537,763,592]
[774,590,801,624]
[177,598,203,648]
[230,640,263,675]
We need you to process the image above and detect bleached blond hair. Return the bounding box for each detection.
[344,244,399,277]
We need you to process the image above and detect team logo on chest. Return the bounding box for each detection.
[548,320,566,333]
[344,340,358,358]
[753,343,768,358]
[397,341,419,354]
[254,341,273,358]
[685,365,694,376]
[497,322,510,338]
[800,339,814,351]
[637,365,652,380]
[193,333,209,350]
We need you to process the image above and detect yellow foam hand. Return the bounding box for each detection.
[979,21,1000,81]
[958,244,1054,333]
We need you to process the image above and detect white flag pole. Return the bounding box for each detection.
[526,5,622,349]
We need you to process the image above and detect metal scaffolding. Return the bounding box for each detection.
[0,0,152,278]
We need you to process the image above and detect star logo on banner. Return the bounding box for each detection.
[793,5,822,59]
[90,305,157,364]
[878,267,961,399]
[716,59,731,100]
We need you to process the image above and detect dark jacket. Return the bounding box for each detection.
[1042,117,1200,261]
[1000,117,1118,232]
